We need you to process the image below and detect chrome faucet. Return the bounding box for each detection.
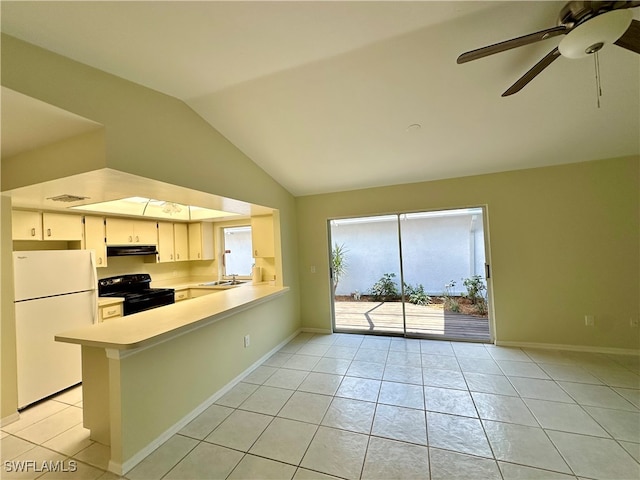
[230,274,238,285]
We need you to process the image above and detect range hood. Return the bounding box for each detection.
[107,245,158,257]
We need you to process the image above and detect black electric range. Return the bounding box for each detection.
[98,274,175,316]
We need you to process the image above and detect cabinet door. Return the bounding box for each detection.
[251,215,275,258]
[133,221,158,244]
[174,223,189,261]
[12,211,42,240]
[84,216,107,267]
[99,303,123,322]
[43,213,83,241]
[188,222,214,260]
[175,288,190,302]
[106,218,134,244]
[157,222,175,263]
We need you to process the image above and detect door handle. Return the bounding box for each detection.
[47,228,52,237]
[31,228,36,237]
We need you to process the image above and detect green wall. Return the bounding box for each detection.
[296,156,640,350]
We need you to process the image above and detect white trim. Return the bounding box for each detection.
[301,327,333,334]
[495,340,640,356]
[1,412,20,427]
[112,328,302,475]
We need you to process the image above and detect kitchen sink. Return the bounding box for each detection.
[199,280,248,286]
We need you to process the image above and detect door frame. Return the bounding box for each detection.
[327,205,495,342]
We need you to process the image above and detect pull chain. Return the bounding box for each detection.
[594,50,602,108]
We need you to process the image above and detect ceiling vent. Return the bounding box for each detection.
[46,194,90,203]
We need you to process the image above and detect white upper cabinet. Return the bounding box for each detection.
[42,213,83,241]
[83,216,107,267]
[157,222,190,262]
[188,222,213,260]
[174,223,189,262]
[251,215,275,258]
[106,218,157,245]
[157,222,175,263]
[12,210,43,240]
[12,211,83,241]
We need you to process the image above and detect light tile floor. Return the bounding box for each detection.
[2,333,639,479]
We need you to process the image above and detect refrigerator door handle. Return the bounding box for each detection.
[89,251,98,324]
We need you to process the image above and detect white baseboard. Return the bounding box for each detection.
[110,328,302,475]
[301,327,333,334]
[495,340,640,356]
[1,412,20,427]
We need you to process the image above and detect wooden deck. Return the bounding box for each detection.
[334,301,491,341]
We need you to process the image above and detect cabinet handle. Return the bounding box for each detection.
[170,254,174,260]
[135,236,139,243]
[47,228,52,237]
[176,253,179,260]
[198,253,201,259]
[255,250,258,256]
[128,236,133,242]
[98,257,103,265]
[31,228,36,237]
[107,309,117,315]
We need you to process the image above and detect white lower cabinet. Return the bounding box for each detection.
[174,288,190,302]
[99,302,123,322]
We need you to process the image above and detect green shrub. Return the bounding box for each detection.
[331,243,348,295]
[474,298,488,315]
[370,273,400,301]
[445,297,461,312]
[462,275,486,305]
[404,283,431,306]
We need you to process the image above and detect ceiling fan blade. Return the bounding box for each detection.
[457,25,568,64]
[502,47,561,97]
[614,1,640,9]
[614,19,640,54]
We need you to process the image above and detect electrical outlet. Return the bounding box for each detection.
[244,334,250,348]
[310,266,316,274]
[584,315,595,327]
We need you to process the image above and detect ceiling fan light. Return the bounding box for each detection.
[559,9,633,59]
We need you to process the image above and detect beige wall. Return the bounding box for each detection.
[116,293,296,462]
[1,129,106,191]
[1,196,18,420]
[297,156,640,351]
[1,35,300,424]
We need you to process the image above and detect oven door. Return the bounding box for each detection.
[124,291,175,316]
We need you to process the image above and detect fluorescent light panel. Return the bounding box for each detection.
[71,196,239,220]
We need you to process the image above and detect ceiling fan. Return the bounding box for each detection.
[457,1,640,96]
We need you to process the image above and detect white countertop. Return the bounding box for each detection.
[98,297,125,307]
[58,284,289,350]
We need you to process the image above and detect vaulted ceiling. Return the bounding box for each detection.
[2,1,639,196]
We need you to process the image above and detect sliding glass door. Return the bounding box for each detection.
[330,215,404,334]
[329,208,491,341]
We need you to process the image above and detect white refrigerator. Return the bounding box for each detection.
[13,250,98,409]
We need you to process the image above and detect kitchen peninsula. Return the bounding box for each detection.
[55,283,290,475]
